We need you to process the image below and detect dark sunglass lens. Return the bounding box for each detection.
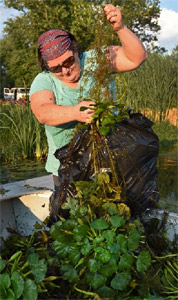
[63,56,75,67]
[48,56,75,73]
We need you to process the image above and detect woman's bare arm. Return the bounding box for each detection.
[30,90,94,126]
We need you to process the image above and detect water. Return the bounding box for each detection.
[0,145,177,212]
[157,143,178,213]
[0,159,48,184]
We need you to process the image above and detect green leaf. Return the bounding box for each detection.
[96,249,111,263]
[111,272,131,290]
[102,202,119,215]
[127,226,140,251]
[97,172,110,184]
[118,252,134,271]
[134,219,145,234]
[110,216,125,228]
[101,115,115,126]
[99,126,110,136]
[92,107,104,118]
[68,245,81,265]
[11,271,24,298]
[85,272,107,289]
[136,250,151,272]
[23,279,37,300]
[80,106,89,111]
[77,206,88,217]
[61,198,79,215]
[5,288,15,300]
[52,240,70,258]
[27,254,47,283]
[61,219,78,230]
[116,234,127,253]
[93,235,104,246]
[96,285,116,297]
[91,218,109,230]
[50,228,71,243]
[81,238,91,256]
[88,259,102,273]
[0,258,6,272]
[8,251,22,263]
[60,264,79,283]
[0,281,6,299]
[103,230,116,243]
[98,259,118,277]
[73,224,88,242]
[107,243,120,256]
[0,273,11,289]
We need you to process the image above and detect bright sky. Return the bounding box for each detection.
[0,0,178,53]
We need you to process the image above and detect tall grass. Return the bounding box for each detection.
[115,52,177,123]
[0,103,47,162]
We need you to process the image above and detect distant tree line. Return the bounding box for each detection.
[1,0,161,88]
[0,0,177,117]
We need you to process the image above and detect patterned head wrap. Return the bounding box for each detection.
[38,29,72,61]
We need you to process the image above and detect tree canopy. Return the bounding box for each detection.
[1,0,161,89]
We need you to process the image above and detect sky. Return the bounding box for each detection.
[0,0,178,53]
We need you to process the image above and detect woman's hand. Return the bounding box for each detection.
[75,100,95,123]
[104,4,124,32]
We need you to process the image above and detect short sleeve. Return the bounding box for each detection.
[29,72,54,97]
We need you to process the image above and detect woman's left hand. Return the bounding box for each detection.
[104,4,124,32]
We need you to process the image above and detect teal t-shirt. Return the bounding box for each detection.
[30,49,115,175]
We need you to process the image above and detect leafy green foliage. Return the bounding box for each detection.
[0,252,47,300]
[90,100,129,135]
[74,172,122,210]
[111,272,131,290]
[136,250,152,272]
[50,191,153,298]
[0,195,176,299]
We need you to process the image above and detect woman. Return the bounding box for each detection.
[30,4,148,221]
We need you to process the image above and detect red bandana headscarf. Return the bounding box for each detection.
[38,29,72,61]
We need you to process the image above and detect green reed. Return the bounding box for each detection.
[115,53,177,123]
[0,103,47,161]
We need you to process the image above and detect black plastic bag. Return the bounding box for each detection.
[53,112,159,217]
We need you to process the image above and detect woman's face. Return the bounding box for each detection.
[47,50,81,83]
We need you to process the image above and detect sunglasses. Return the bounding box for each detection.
[47,55,75,73]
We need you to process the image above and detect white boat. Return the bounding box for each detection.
[0,175,178,249]
[0,175,53,248]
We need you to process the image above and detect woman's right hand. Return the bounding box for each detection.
[75,100,95,123]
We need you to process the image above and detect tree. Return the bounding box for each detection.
[2,0,161,87]
[0,51,14,97]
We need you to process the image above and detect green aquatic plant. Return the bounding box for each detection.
[50,192,164,299]
[49,172,155,299]
[0,251,47,300]
[1,172,176,299]
[0,103,47,161]
[0,229,60,300]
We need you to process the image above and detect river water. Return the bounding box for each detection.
[0,144,177,213]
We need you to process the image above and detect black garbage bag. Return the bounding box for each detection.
[53,112,159,217]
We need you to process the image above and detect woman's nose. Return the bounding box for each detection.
[62,67,70,75]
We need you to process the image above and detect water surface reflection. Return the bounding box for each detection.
[157,143,178,213]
